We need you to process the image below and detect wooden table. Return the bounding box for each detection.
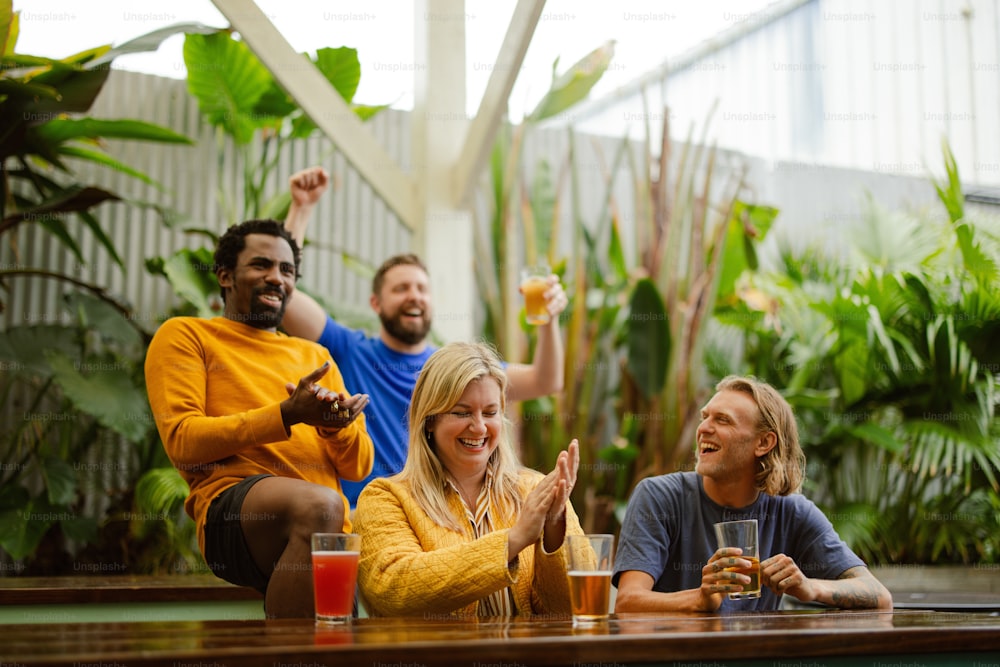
[1,609,999,667]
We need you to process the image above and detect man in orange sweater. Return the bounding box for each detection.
[146,219,373,619]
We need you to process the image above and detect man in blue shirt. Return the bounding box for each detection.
[614,375,892,612]
[280,167,567,506]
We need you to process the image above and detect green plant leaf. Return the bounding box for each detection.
[717,201,777,300]
[26,66,111,115]
[625,278,670,400]
[63,290,141,348]
[1,1,16,56]
[55,145,160,188]
[0,75,60,102]
[527,40,615,123]
[40,456,77,506]
[4,185,120,226]
[84,22,222,70]
[34,118,193,145]
[352,103,389,121]
[183,32,273,144]
[135,467,190,517]
[0,325,78,377]
[252,79,297,121]
[314,46,361,103]
[46,351,152,442]
[932,138,964,223]
[0,499,53,560]
[60,515,98,544]
[162,248,219,318]
[259,191,292,221]
[846,422,904,453]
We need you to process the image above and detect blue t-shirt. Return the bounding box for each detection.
[613,471,865,611]
[316,315,435,506]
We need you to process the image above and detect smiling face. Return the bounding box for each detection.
[216,233,296,331]
[427,376,503,482]
[695,389,772,487]
[371,263,432,351]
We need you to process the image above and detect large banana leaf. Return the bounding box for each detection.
[183,32,273,144]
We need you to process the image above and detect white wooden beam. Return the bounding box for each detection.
[413,0,474,342]
[452,0,546,207]
[210,0,419,231]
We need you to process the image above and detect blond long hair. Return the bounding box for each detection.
[396,341,525,531]
[715,375,805,495]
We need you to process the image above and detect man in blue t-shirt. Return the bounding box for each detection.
[280,167,568,506]
[614,375,893,612]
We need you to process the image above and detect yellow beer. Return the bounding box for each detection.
[725,556,761,599]
[521,276,550,325]
[568,570,612,621]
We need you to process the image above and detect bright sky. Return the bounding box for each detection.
[15,0,776,120]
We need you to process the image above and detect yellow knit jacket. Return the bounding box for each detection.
[354,470,584,618]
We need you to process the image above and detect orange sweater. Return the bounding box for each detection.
[354,471,583,618]
[145,317,373,553]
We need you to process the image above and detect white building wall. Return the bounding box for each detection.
[572,0,1000,187]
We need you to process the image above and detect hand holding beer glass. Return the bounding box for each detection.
[311,532,361,624]
[712,519,761,599]
[566,533,614,625]
[520,264,552,325]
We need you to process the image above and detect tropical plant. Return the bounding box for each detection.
[0,4,205,573]
[0,293,196,573]
[729,141,1000,564]
[479,88,775,530]
[148,30,386,318]
[0,7,195,316]
[478,40,615,361]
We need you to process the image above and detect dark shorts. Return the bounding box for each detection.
[203,474,272,595]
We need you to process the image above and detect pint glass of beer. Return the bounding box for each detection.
[311,532,361,624]
[566,533,614,624]
[712,519,761,600]
[520,265,551,325]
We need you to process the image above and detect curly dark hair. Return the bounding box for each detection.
[213,219,301,302]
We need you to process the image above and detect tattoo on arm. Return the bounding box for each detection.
[830,567,882,609]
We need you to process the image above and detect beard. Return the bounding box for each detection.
[243,286,287,330]
[380,308,432,346]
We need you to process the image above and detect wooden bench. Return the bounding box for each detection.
[0,574,264,624]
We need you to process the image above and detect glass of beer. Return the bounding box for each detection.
[566,533,614,625]
[520,264,551,325]
[712,519,761,600]
[311,532,361,624]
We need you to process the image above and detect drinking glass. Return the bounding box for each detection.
[566,533,614,624]
[712,519,761,600]
[520,265,551,325]
[311,532,361,624]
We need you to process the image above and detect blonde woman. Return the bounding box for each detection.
[355,341,582,618]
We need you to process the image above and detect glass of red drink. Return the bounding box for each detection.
[311,532,361,624]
